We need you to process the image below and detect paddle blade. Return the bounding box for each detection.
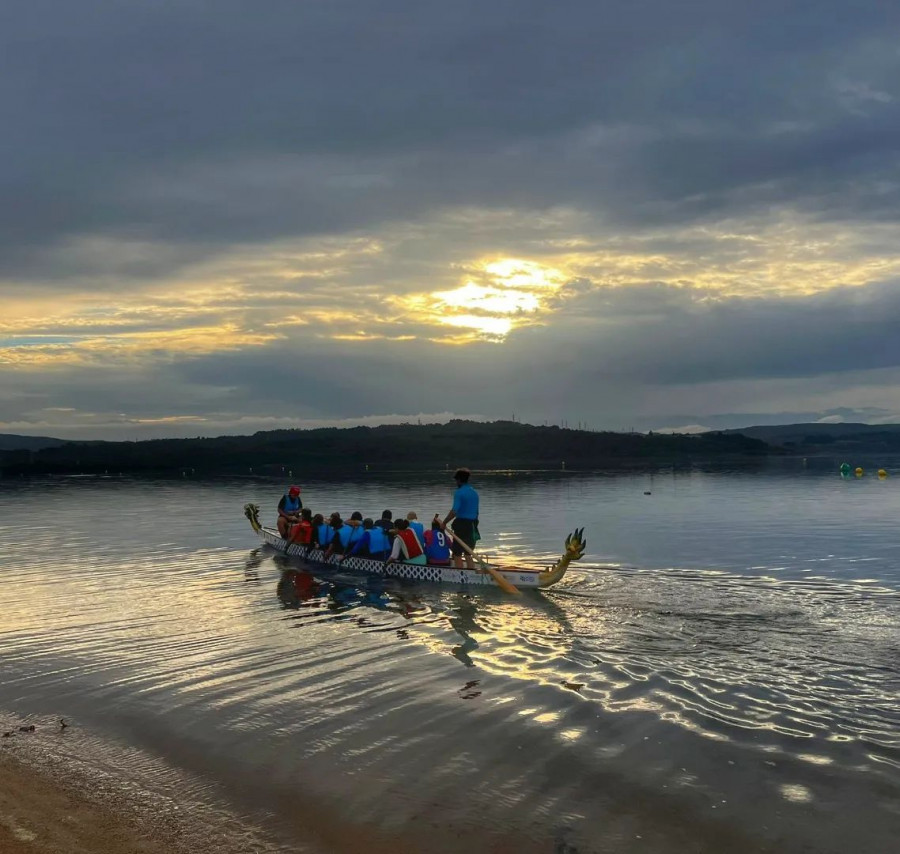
[485,564,522,595]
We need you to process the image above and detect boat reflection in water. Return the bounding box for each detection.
[276,567,396,613]
[274,560,426,624]
[447,595,480,667]
[271,558,493,665]
[243,547,265,582]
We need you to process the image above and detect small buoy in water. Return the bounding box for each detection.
[644,491,651,495]
[878,469,888,478]
[855,467,864,477]
[839,462,851,474]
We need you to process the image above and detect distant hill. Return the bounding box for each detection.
[724,422,900,454]
[0,420,772,476]
[0,433,68,452]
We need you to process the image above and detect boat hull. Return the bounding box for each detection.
[255,525,544,589]
[243,503,585,590]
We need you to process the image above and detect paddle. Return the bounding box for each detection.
[444,525,521,596]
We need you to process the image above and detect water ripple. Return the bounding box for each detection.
[3,475,900,852]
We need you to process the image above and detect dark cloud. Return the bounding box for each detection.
[24,276,887,429]
[2,1,900,280]
[521,279,900,385]
[5,2,900,437]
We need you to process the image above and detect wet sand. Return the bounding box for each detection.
[0,720,825,854]
[0,753,161,854]
[0,718,294,854]
[0,742,565,854]
[0,720,576,854]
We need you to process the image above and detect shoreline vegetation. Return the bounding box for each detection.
[4,419,900,478]
[1,419,772,477]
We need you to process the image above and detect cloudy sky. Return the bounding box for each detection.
[3,0,900,439]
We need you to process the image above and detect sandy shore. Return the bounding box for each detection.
[2,710,861,854]
[0,752,164,854]
[0,716,294,854]
[0,746,546,854]
[0,721,546,854]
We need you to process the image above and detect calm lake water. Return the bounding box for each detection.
[1,467,898,852]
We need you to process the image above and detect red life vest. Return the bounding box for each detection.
[397,528,424,559]
[290,520,313,544]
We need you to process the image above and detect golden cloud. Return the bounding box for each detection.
[0,324,279,368]
[3,209,900,362]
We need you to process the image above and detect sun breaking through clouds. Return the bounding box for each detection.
[3,1,900,438]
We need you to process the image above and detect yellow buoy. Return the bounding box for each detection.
[878,469,888,478]
[855,467,864,477]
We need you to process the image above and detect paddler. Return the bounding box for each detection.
[385,519,427,565]
[277,485,303,538]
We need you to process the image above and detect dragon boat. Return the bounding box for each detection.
[243,503,586,590]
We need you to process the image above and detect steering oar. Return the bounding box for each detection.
[444,525,521,596]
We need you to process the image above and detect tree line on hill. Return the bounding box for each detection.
[723,422,900,454]
[0,420,772,476]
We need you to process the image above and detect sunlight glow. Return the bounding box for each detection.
[483,258,566,290]
[419,257,569,341]
[433,282,541,314]
[438,314,514,338]
[5,211,900,368]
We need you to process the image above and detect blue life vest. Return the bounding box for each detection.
[338,525,364,549]
[317,524,333,547]
[424,529,451,563]
[366,527,389,555]
[283,494,301,514]
[409,521,425,541]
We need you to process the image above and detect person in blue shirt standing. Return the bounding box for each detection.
[441,467,479,570]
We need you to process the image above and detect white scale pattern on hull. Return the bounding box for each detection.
[259,528,541,588]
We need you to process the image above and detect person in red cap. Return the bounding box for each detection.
[276,485,303,539]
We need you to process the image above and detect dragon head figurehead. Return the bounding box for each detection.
[244,502,262,533]
[538,527,587,587]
